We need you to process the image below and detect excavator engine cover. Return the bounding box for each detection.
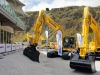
[70,52,96,73]
[23,45,40,62]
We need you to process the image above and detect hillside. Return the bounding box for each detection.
[12,6,100,42]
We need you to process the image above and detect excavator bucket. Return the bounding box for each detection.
[70,53,96,73]
[23,46,40,63]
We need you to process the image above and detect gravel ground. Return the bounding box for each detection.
[0,49,100,75]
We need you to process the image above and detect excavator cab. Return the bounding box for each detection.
[42,40,46,44]
[63,36,76,48]
[61,36,76,60]
[47,36,76,59]
[41,40,46,46]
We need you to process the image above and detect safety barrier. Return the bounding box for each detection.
[0,44,23,53]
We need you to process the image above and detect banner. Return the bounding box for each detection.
[0,44,5,53]
[12,44,16,50]
[45,30,48,53]
[6,44,11,52]
[77,33,83,46]
[19,43,22,49]
[57,30,62,56]
[45,30,48,39]
[16,44,19,50]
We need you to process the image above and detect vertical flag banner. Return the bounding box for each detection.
[57,30,62,56]
[56,34,59,50]
[76,33,83,46]
[45,30,48,53]
[45,30,48,39]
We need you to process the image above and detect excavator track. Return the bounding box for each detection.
[62,52,70,60]
[23,45,40,62]
[47,51,71,60]
[47,51,60,58]
[70,53,96,73]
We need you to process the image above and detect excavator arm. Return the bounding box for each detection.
[29,10,65,47]
[23,11,45,62]
[89,13,100,52]
[29,10,44,46]
[80,7,100,58]
[79,7,90,58]
[44,13,65,40]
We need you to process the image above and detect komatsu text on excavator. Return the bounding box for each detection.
[23,9,76,62]
[70,7,100,73]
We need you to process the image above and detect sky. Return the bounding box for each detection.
[19,0,100,11]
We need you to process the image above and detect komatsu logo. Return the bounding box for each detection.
[7,46,10,48]
[0,46,4,48]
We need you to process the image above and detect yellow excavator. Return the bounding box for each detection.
[39,36,46,47]
[40,40,54,49]
[26,32,45,46]
[27,33,54,49]
[23,9,76,62]
[70,7,100,73]
[37,36,53,49]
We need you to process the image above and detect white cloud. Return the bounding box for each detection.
[19,0,100,11]
[29,1,50,11]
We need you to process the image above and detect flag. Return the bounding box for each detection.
[45,30,48,39]
[76,33,83,46]
[56,30,62,56]
[45,30,48,53]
